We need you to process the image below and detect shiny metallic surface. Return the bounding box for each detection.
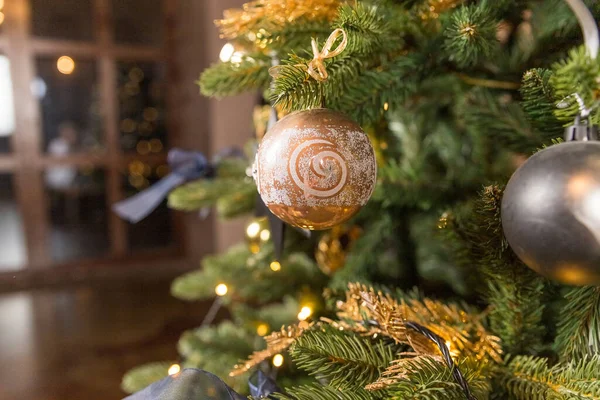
[501,141,600,285]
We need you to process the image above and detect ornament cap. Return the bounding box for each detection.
[564,117,599,142]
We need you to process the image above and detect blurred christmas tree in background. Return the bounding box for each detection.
[123,0,600,398]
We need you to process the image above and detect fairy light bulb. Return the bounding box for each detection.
[270,261,281,272]
[57,56,75,75]
[272,354,284,367]
[259,229,271,241]
[168,364,181,375]
[215,283,228,296]
[256,323,269,336]
[246,221,261,238]
[219,43,235,62]
[297,306,313,321]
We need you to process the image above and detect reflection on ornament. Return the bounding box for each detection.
[56,56,75,75]
[245,217,271,254]
[255,109,377,230]
[502,140,600,285]
[315,225,361,275]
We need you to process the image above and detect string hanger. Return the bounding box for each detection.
[306,28,348,82]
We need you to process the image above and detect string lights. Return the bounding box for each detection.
[272,354,284,367]
[167,364,181,375]
[215,283,229,297]
[56,56,76,75]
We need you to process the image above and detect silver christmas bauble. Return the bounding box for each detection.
[501,140,600,285]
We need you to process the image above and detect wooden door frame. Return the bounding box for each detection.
[0,0,189,282]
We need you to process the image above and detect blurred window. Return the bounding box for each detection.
[31,0,94,42]
[123,161,174,251]
[46,167,110,262]
[0,55,15,153]
[118,62,167,152]
[112,0,164,46]
[36,57,103,153]
[0,0,178,270]
[0,174,26,270]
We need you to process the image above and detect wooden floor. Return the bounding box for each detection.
[0,279,209,400]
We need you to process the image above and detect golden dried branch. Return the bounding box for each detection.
[365,355,444,391]
[216,0,341,43]
[230,322,311,376]
[332,283,503,364]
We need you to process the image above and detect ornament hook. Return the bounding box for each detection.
[556,93,599,119]
[564,0,599,59]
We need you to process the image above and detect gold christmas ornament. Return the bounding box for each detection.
[254,108,377,230]
[316,225,362,275]
[245,216,271,254]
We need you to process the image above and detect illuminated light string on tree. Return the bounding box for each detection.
[122,0,600,398]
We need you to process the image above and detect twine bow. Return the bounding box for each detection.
[307,28,348,81]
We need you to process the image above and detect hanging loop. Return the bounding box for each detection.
[307,28,348,81]
[564,0,599,59]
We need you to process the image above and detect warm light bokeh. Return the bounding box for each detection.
[56,56,76,75]
[215,283,228,297]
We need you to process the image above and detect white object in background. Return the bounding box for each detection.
[564,0,599,59]
[0,55,16,137]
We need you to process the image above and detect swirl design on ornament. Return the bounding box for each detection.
[289,139,348,198]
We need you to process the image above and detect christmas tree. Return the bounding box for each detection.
[123,0,600,398]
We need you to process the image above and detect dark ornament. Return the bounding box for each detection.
[501,118,600,285]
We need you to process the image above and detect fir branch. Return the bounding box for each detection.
[520,68,563,138]
[458,88,545,154]
[334,283,502,362]
[443,186,546,354]
[178,321,255,393]
[271,55,364,111]
[501,354,600,400]
[168,178,256,218]
[374,356,491,400]
[121,362,172,394]
[199,57,272,98]
[443,4,499,68]
[334,3,393,56]
[230,322,311,377]
[551,46,600,125]
[555,286,600,360]
[273,384,374,400]
[328,54,420,125]
[290,326,395,390]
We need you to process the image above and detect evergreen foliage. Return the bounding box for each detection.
[289,326,396,390]
[124,0,600,398]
